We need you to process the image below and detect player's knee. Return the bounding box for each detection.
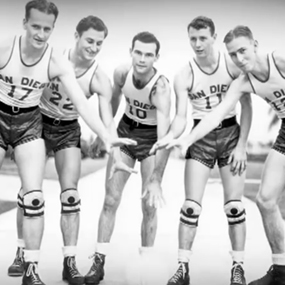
[180,199,202,227]
[142,200,157,217]
[256,192,276,212]
[103,193,121,212]
[17,188,24,210]
[22,190,45,218]
[224,200,246,225]
[60,188,81,214]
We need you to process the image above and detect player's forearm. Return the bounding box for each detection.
[168,115,187,139]
[111,95,122,117]
[77,103,110,142]
[107,120,118,137]
[151,115,171,182]
[184,112,224,146]
[237,97,252,149]
[150,148,171,183]
[107,120,121,161]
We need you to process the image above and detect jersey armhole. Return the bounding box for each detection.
[272,51,285,79]
[47,47,54,81]
[119,65,132,89]
[0,36,16,70]
[188,61,194,93]
[149,74,162,105]
[246,74,256,94]
[224,54,235,80]
[89,62,99,95]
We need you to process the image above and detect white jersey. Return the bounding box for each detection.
[247,52,285,119]
[188,52,237,119]
[0,36,52,108]
[122,67,161,125]
[40,49,98,120]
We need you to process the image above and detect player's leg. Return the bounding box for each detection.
[167,130,216,285]
[0,145,6,168]
[0,110,26,277]
[249,149,285,285]
[54,142,84,285]
[14,138,46,285]
[140,155,156,247]
[8,187,26,277]
[218,123,247,285]
[167,159,210,285]
[85,150,135,285]
[12,107,47,285]
[220,165,246,285]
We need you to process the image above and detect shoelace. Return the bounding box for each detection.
[13,255,24,266]
[88,253,103,274]
[67,257,81,278]
[26,263,42,285]
[169,264,186,283]
[232,264,244,284]
[13,248,24,267]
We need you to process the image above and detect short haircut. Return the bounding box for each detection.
[187,16,215,36]
[25,0,59,23]
[131,31,160,55]
[223,25,254,44]
[76,15,108,38]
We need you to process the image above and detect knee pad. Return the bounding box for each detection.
[60,188,81,214]
[22,190,45,217]
[180,199,202,227]
[17,188,24,209]
[224,200,246,225]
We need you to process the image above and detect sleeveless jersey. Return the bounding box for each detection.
[0,36,52,108]
[188,53,237,119]
[122,67,160,125]
[247,52,285,119]
[40,49,98,120]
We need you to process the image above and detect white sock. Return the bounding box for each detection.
[230,251,245,264]
[178,249,192,263]
[272,253,285,265]
[139,246,154,256]
[24,250,40,263]
[62,246,77,257]
[17,239,25,248]
[96,242,110,256]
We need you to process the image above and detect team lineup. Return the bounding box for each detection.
[0,0,284,285]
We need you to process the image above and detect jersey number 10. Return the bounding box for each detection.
[129,105,147,119]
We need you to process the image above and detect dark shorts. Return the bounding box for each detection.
[117,114,157,162]
[272,119,285,155]
[185,116,240,169]
[0,102,42,150]
[42,114,81,153]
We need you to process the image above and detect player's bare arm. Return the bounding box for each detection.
[166,74,252,154]
[91,65,114,128]
[88,65,114,157]
[149,64,191,155]
[228,92,252,175]
[142,75,171,208]
[272,50,285,75]
[111,63,130,116]
[50,51,136,150]
[0,37,17,68]
[170,65,191,137]
[91,64,137,175]
[149,75,171,181]
[152,76,171,139]
[224,55,253,174]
